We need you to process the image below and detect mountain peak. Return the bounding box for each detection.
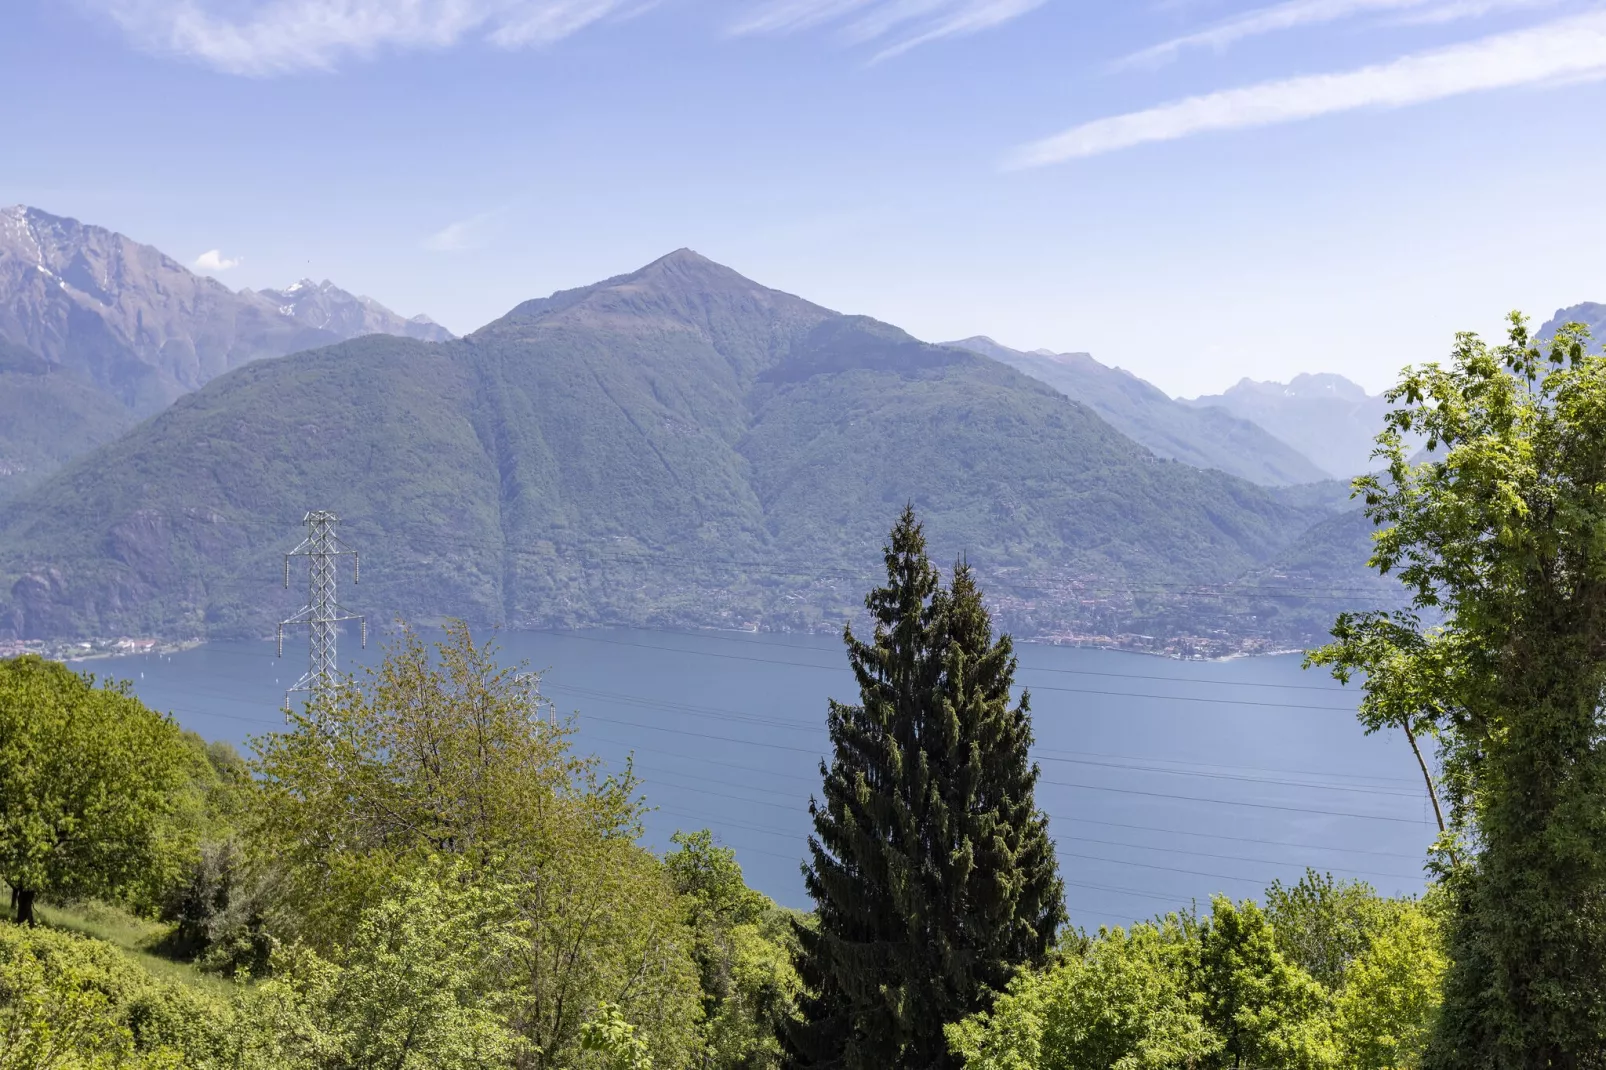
[493,248,827,337]
[648,247,713,267]
[253,277,452,343]
[628,247,758,292]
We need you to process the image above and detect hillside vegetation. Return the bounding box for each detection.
[0,205,452,493]
[0,340,135,501]
[0,251,1372,649]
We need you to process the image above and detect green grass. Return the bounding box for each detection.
[3,893,233,997]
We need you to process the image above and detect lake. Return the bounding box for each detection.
[87,627,1436,927]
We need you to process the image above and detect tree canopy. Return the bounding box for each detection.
[0,656,192,925]
[1310,315,1606,1064]
[786,507,1063,1070]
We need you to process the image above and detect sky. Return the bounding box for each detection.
[5,0,1606,396]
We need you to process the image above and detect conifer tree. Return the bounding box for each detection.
[783,507,1064,1070]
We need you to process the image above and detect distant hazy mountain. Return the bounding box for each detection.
[1539,302,1606,347]
[0,250,1371,650]
[247,279,453,342]
[1182,374,1389,480]
[946,337,1327,487]
[0,205,450,497]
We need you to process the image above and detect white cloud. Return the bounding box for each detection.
[1009,11,1606,167]
[193,248,243,270]
[730,0,1045,58]
[1117,0,1558,69]
[92,0,640,75]
[423,212,495,252]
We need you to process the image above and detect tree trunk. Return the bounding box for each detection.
[1403,721,1447,834]
[15,888,35,926]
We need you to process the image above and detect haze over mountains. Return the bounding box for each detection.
[16,207,1587,651]
[0,206,448,498]
[1540,302,1606,347]
[1181,374,1391,480]
[248,279,453,343]
[945,337,1331,486]
[0,246,1396,651]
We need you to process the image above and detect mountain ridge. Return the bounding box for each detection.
[0,251,1372,652]
[1182,373,1389,479]
[944,336,1330,487]
[0,205,453,498]
[246,278,453,342]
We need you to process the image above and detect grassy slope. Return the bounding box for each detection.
[3,894,229,998]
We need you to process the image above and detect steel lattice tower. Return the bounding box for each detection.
[278,510,365,710]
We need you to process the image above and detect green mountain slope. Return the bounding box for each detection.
[0,206,456,493]
[0,340,136,502]
[945,336,1328,486]
[0,251,1369,648]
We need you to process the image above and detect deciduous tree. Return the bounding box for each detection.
[0,657,191,926]
[1310,315,1606,1065]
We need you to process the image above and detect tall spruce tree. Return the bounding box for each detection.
[784,507,1064,1070]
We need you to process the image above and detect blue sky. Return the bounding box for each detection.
[6,0,1606,395]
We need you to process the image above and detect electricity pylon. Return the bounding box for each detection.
[278,510,365,711]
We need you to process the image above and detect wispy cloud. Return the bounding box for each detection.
[1118,0,1558,69]
[730,0,1045,60]
[193,248,242,270]
[423,211,497,252]
[92,0,641,75]
[1009,11,1606,167]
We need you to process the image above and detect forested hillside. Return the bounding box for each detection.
[0,250,1378,649]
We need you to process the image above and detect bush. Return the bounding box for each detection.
[159,842,279,977]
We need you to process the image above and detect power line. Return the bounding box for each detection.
[531,631,1363,711]
[574,714,1431,824]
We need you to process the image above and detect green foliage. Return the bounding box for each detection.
[787,508,1064,1070]
[1264,870,1392,990]
[1332,897,1448,1070]
[1310,314,1606,1065]
[248,622,704,1070]
[1191,896,1336,1069]
[300,869,523,1070]
[579,1003,652,1070]
[946,920,1216,1070]
[949,885,1445,1070]
[0,657,193,925]
[0,920,282,1069]
[247,621,605,947]
[667,831,802,1070]
[158,841,277,977]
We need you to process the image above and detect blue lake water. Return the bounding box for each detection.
[86,628,1437,927]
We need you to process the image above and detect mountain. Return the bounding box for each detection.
[1181,374,1389,480]
[0,205,339,413]
[0,250,1374,651]
[0,340,132,500]
[246,279,453,342]
[1539,302,1606,347]
[945,337,1328,486]
[0,205,451,497]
